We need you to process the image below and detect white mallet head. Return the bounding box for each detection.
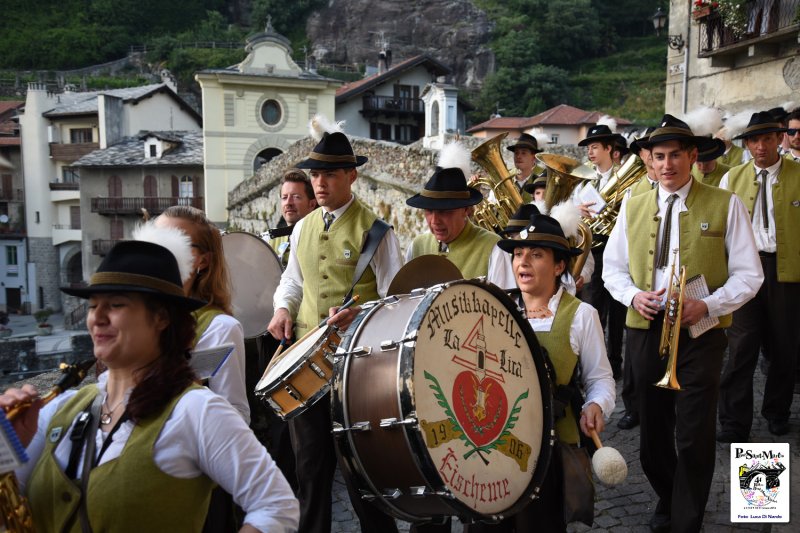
[592,446,628,486]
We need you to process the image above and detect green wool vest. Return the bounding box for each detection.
[724,159,800,282]
[27,385,214,533]
[625,180,733,330]
[628,175,656,198]
[269,234,290,268]
[691,162,730,188]
[515,166,544,203]
[534,292,581,445]
[717,145,744,168]
[409,221,500,279]
[192,305,224,347]
[296,199,380,338]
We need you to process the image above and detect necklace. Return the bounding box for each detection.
[100,396,125,426]
[526,305,553,319]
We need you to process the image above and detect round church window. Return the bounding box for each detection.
[261,100,282,126]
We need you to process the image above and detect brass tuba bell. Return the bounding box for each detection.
[470,132,523,232]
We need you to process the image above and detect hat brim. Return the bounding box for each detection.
[639,133,719,153]
[578,133,623,147]
[732,126,788,140]
[497,238,583,257]
[696,138,727,162]
[522,181,547,194]
[295,155,368,169]
[507,143,543,153]
[61,284,207,311]
[406,188,484,210]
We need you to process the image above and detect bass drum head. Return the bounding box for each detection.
[407,280,552,518]
[222,232,282,338]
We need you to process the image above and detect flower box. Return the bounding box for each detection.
[693,6,712,19]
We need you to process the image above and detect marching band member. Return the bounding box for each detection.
[690,138,728,187]
[718,111,800,441]
[715,126,746,167]
[406,142,501,279]
[603,115,762,532]
[267,116,402,533]
[506,133,547,202]
[3,240,299,532]
[268,169,318,268]
[784,109,800,162]
[471,211,615,532]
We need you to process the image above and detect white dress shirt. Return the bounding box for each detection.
[18,372,299,532]
[274,195,403,316]
[603,179,763,317]
[526,287,615,417]
[719,158,782,253]
[198,313,249,424]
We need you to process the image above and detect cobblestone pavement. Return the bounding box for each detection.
[331,353,799,532]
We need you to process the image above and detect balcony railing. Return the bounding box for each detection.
[49,181,80,191]
[361,95,424,115]
[698,0,800,56]
[92,239,122,256]
[49,142,99,162]
[0,189,24,201]
[91,196,204,215]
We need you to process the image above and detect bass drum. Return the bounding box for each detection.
[332,279,554,523]
[221,232,282,339]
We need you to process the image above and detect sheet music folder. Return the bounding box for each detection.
[685,274,719,338]
[191,343,235,381]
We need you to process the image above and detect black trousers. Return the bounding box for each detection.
[582,247,626,371]
[719,255,800,434]
[621,329,638,414]
[628,323,727,533]
[288,396,397,533]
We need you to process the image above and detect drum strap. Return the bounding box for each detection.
[343,219,391,303]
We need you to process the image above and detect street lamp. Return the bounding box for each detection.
[651,7,668,37]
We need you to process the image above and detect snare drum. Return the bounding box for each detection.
[254,326,341,419]
[221,232,282,339]
[332,279,553,523]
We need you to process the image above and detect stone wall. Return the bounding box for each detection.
[228,135,586,251]
[28,236,62,312]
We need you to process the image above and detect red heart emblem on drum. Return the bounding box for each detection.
[452,371,508,447]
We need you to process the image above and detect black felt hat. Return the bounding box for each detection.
[498,213,583,256]
[295,131,368,169]
[639,114,720,152]
[521,174,548,195]
[579,124,625,147]
[732,111,788,140]
[767,106,789,124]
[499,203,541,235]
[629,127,655,156]
[506,133,543,153]
[61,241,206,310]
[406,167,484,210]
[696,137,727,162]
[614,136,630,156]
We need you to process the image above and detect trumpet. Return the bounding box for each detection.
[655,250,686,391]
[0,359,96,532]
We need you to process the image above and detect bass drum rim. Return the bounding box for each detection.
[221,231,282,339]
[333,280,554,523]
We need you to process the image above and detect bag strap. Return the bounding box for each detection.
[77,394,102,533]
[343,219,391,303]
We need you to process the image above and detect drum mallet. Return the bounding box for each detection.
[268,295,360,368]
[589,429,627,486]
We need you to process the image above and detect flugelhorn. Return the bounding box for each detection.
[471,132,523,232]
[0,359,96,532]
[535,153,596,279]
[655,249,686,391]
[585,156,647,247]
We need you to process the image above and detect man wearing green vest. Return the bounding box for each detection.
[715,126,746,167]
[690,137,728,187]
[603,115,762,533]
[717,111,800,441]
[406,142,501,280]
[267,168,317,268]
[268,117,403,533]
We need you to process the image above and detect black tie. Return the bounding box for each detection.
[323,212,335,231]
[758,169,769,230]
[656,194,678,269]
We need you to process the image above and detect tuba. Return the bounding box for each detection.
[0,359,96,532]
[470,132,524,232]
[584,155,648,246]
[655,250,686,391]
[536,153,596,279]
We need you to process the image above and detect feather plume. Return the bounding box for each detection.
[549,201,581,240]
[597,115,618,133]
[308,114,345,142]
[533,132,551,148]
[682,106,722,137]
[132,221,194,284]
[437,142,472,179]
[780,100,797,114]
[723,109,757,140]
[533,199,548,216]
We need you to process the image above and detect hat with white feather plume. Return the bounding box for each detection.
[406,141,483,210]
[579,119,625,147]
[497,210,583,257]
[295,114,367,169]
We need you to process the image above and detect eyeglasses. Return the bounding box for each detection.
[787,129,800,136]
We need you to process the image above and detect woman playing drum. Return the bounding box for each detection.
[0,240,298,532]
[475,212,615,532]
